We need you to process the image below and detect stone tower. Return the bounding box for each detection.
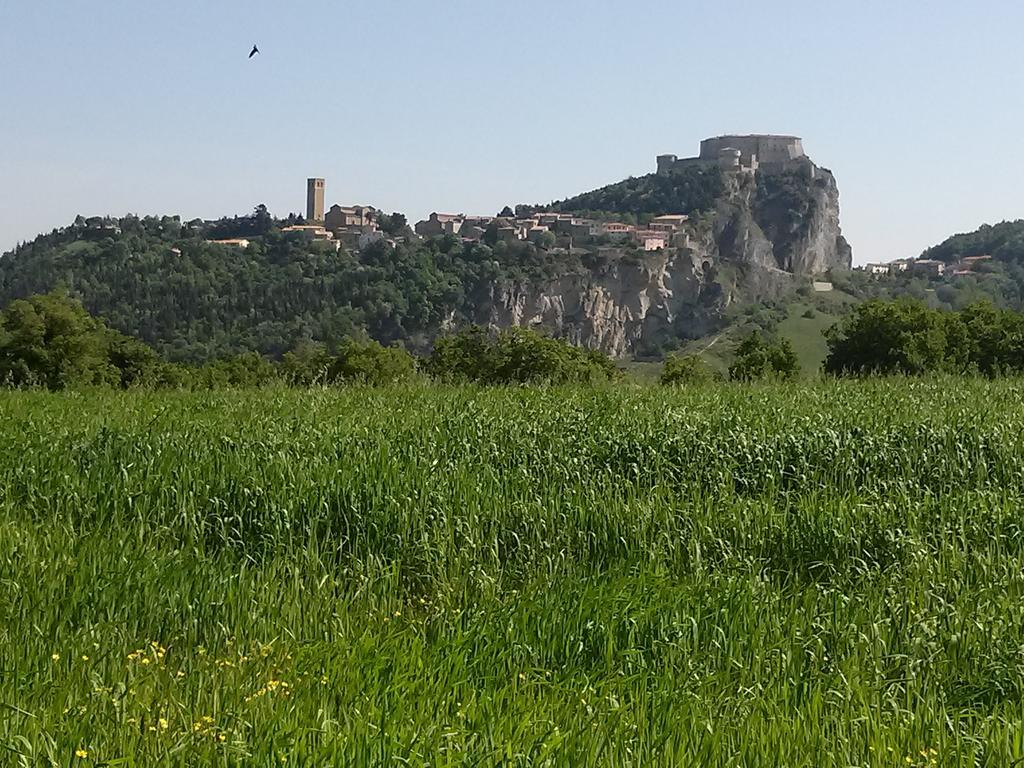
[306,178,325,222]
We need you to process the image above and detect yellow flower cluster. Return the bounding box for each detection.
[905,748,939,767]
[126,641,166,666]
[145,718,170,733]
[191,716,228,742]
[244,678,291,703]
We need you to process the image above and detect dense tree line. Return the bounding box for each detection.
[0,292,621,390]
[824,299,1024,376]
[18,292,1024,390]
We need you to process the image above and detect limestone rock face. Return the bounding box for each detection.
[476,158,851,358]
[480,249,717,358]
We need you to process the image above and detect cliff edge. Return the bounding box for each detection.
[482,152,852,357]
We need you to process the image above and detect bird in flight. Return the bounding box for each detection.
[249,44,260,59]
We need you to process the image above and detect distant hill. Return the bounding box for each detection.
[921,220,1024,264]
[830,221,1024,313]
[0,213,522,362]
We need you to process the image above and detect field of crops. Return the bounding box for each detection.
[3,381,1024,766]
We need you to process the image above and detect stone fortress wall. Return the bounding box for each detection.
[657,135,806,175]
[699,135,804,165]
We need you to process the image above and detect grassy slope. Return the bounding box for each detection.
[775,290,858,375]
[658,288,860,379]
[3,384,1024,765]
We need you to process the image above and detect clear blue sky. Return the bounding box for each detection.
[2,0,1022,264]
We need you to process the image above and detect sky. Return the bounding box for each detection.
[2,0,1023,265]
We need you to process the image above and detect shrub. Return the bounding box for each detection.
[729,332,800,382]
[824,299,966,376]
[0,290,161,389]
[659,354,721,386]
[426,326,617,385]
[329,338,417,385]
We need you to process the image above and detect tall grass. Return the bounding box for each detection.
[2,380,1024,765]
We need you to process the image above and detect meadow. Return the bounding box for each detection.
[2,381,1024,766]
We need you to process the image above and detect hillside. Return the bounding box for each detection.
[542,165,725,219]
[0,155,853,362]
[0,214,561,362]
[921,219,1024,264]
[832,221,1024,313]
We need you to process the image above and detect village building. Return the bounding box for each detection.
[415,213,468,237]
[325,204,376,231]
[910,259,945,277]
[635,231,667,251]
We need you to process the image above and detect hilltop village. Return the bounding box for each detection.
[205,135,832,257]
[857,254,993,280]
[208,178,693,255]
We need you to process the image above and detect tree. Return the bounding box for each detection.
[378,212,408,237]
[959,301,1024,376]
[535,231,557,250]
[729,332,799,382]
[425,326,617,385]
[0,291,119,388]
[253,204,273,235]
[107,333,163,388]
[0,291,170,389]
[660,354,721,385]
[280,341,333,385]
[328,338,417,385]
[823,300,959,376]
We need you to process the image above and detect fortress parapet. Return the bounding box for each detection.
[658,134,805,175]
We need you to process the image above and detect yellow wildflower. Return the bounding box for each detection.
[81,655,89,661]
[51,653,61,662]
[158,718,169,730]
[75,748,88,758]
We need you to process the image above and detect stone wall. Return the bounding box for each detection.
[699,135,804,166]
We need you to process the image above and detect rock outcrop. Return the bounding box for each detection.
[480,158,851,357]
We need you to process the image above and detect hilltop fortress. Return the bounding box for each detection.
[658,134,807,175]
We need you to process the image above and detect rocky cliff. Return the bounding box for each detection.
[482,158,851,357]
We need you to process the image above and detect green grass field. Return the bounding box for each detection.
[3,382,1024,766]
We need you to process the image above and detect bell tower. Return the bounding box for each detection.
[306,178,325,222]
